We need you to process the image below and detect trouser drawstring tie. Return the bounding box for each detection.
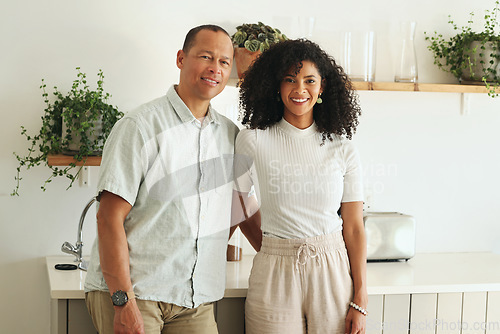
[295,243,320,270]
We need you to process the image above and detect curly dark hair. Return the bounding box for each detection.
[239,39,361,142]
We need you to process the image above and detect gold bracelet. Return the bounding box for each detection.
[349,301,368,316]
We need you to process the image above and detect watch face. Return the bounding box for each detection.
[111,290,128,306]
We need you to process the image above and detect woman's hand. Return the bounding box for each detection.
[345,307,366,334]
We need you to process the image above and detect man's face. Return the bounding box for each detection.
[177,30,234,102]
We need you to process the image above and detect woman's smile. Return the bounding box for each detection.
[280,60,323,129]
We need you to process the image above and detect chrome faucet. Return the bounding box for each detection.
[61,196,97,271]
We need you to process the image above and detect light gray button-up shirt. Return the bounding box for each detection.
[84,85,239,308]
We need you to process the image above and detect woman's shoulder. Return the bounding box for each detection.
[236,127,258,143]
[322,134,359,157]
[235,128,258,155]
[336,137,360,164]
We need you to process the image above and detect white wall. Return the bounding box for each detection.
[1,0,499,332]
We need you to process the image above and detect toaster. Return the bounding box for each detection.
[363,212,416,261]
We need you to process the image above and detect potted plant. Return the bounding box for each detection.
[11,67,123,196]
[232,22,288,79]
[424,0,500,96]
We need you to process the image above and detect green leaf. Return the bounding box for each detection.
[245,39,260,52]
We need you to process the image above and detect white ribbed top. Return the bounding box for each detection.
[235,118,364,239]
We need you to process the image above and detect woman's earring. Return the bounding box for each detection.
[277,92,281,102]
[316,93,323,104]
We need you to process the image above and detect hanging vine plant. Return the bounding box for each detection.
[424,0,500,97]
[11,67,123,196]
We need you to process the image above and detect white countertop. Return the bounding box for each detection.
[46,252,500,300]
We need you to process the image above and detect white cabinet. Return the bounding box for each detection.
[436,293,462,334]
[462,292,487,334]
[487,291,500,334]
[52,292,500,334]
[410,293,438,334]
[363,292,500,334]
[367,295,384,334]
[383,294,411,334]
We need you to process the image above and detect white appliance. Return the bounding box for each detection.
[363,212,416,261]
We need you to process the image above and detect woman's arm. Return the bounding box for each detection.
[239,210,262,252]
[341,201,367,334]
[230,190,262,251]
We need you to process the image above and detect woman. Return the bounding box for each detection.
[235,39,367,334]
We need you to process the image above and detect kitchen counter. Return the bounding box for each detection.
[46,255,255,299]
[46,252,500,299]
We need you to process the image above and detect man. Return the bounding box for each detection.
[84,25,238,334]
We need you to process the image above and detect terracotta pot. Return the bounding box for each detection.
[234,47,261,79]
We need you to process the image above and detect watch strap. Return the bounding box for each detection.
[126,291,136,301]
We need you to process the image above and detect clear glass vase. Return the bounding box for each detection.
[341,31,377,82]
[394,21,418,83]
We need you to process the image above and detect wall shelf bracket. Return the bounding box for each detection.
[460,93,471,115]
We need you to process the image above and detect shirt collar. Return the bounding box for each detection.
[167,85,221,126]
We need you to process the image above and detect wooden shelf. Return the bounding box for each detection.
[351,81,500,94]
[229,79,499,93]
[47,154,102,166]
[46,82,496,167]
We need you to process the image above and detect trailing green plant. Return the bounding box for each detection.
[424,0,500,97]
[232,22,288,52]
[11,67,123,196]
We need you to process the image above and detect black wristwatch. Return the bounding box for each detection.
[111,290,135,306]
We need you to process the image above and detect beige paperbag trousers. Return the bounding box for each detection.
[245,231,353,334]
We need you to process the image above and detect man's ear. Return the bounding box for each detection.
[176,50,185,70]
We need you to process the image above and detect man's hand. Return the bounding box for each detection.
[114,299,145,334]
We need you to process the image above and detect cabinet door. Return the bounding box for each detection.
[50,299,66,334]
[383,294,410,334]
[462,292,487,334]
[487,291,500,334]
[366,295,383,334]
[68,299,97,334]
[216,298,245,334]
[410,293,437,334]
[436,293,462,334]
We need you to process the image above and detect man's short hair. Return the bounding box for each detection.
[182,24,231,54]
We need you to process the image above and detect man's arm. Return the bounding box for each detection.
[97,190,144,334]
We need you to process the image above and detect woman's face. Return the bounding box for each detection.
[280,60,323,129]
